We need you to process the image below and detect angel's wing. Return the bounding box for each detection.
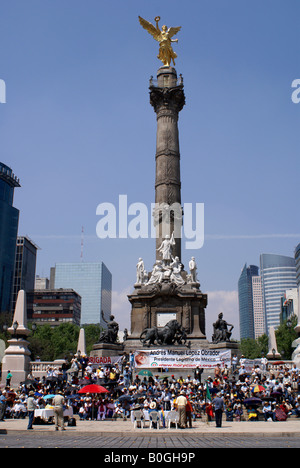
[167,26,181,38]
[138,16,161,41]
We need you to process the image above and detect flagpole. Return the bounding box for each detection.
[205,379,212,426]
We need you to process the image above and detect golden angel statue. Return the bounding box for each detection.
[138,16,181,67]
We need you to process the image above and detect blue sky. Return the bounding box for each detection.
[1,0,300,338]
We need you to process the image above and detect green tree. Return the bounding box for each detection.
[0,312,12,346]
[275,316,298,360]
[240,334,268,359]
[27,322,104,361]
[83,324,102,355]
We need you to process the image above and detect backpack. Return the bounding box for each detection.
[68,417,77,426]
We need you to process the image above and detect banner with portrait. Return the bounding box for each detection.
[134,348,231,369]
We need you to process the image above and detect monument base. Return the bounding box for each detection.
[123,340,239,354]
[208,341,239,351]
[90,342,124,359]
[127,281,208,351]
[1,337,31,387]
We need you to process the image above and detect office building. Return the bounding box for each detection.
[238,264,259,340]
[260,253,297,333]
[35,276,50,290]
[295,243,300,286]
[11,236,37,314]
[281,288,298,323]
[252,275,265,338]
[28,289,81,327]
[0,162,20,313]
[54,262,112,325]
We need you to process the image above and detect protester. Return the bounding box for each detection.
[6,371,12,387]
[53,390,65,431]
[27,391,38,430]
[176,390,187,429]
[212,393,224,427]
[1,352,300,429]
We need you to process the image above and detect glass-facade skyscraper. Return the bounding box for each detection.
[238,264,259,340]
[0,162,20,314]
[295,243,300,286]
[260,253,297,333]
[54,262,112,325]
[11,236,37,314]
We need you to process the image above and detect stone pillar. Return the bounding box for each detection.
[77,328,86,356]
[1,290,31,387]
[150,67,185,261]
[266,326,281,360]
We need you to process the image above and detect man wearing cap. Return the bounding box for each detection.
[27,391,38,430]
[212,392,224,428]
[176,390,187,429]
[53,390,65,431]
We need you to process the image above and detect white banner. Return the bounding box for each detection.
[88,355,122,368]
[134,348,231,369]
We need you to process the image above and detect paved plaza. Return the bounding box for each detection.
[1,418,300,448]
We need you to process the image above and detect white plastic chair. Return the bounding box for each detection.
[149,411,160,429]
[133,410,144,429]
[166,410,179,429]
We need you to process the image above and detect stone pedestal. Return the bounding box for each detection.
[90,342,124,359]
[1,337,31,386]
[125,282,208,352]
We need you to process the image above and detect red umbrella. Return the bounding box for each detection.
[78,384,109,394]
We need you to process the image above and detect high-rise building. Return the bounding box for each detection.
[260,253,297,333]
[0,162,20,314]
[11,236,38,313]
[281,288,298,323]
[295,243,300,286]
[252,275,265,338]
[54,262,112,325]
[238,264,259,340]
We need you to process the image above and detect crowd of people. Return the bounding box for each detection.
[1,353,300,430]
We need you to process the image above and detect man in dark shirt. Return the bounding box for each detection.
[212,393,224,427]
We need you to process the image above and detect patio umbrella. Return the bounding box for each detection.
[43,394,55,400]
[243,397,262,406]
[66,394,80,400]
[138,370,153,377]
[118,394,134,403]
[78,384,109,394]
[252,385,266,393]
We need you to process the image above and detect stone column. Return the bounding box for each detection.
[150,67,185,261]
